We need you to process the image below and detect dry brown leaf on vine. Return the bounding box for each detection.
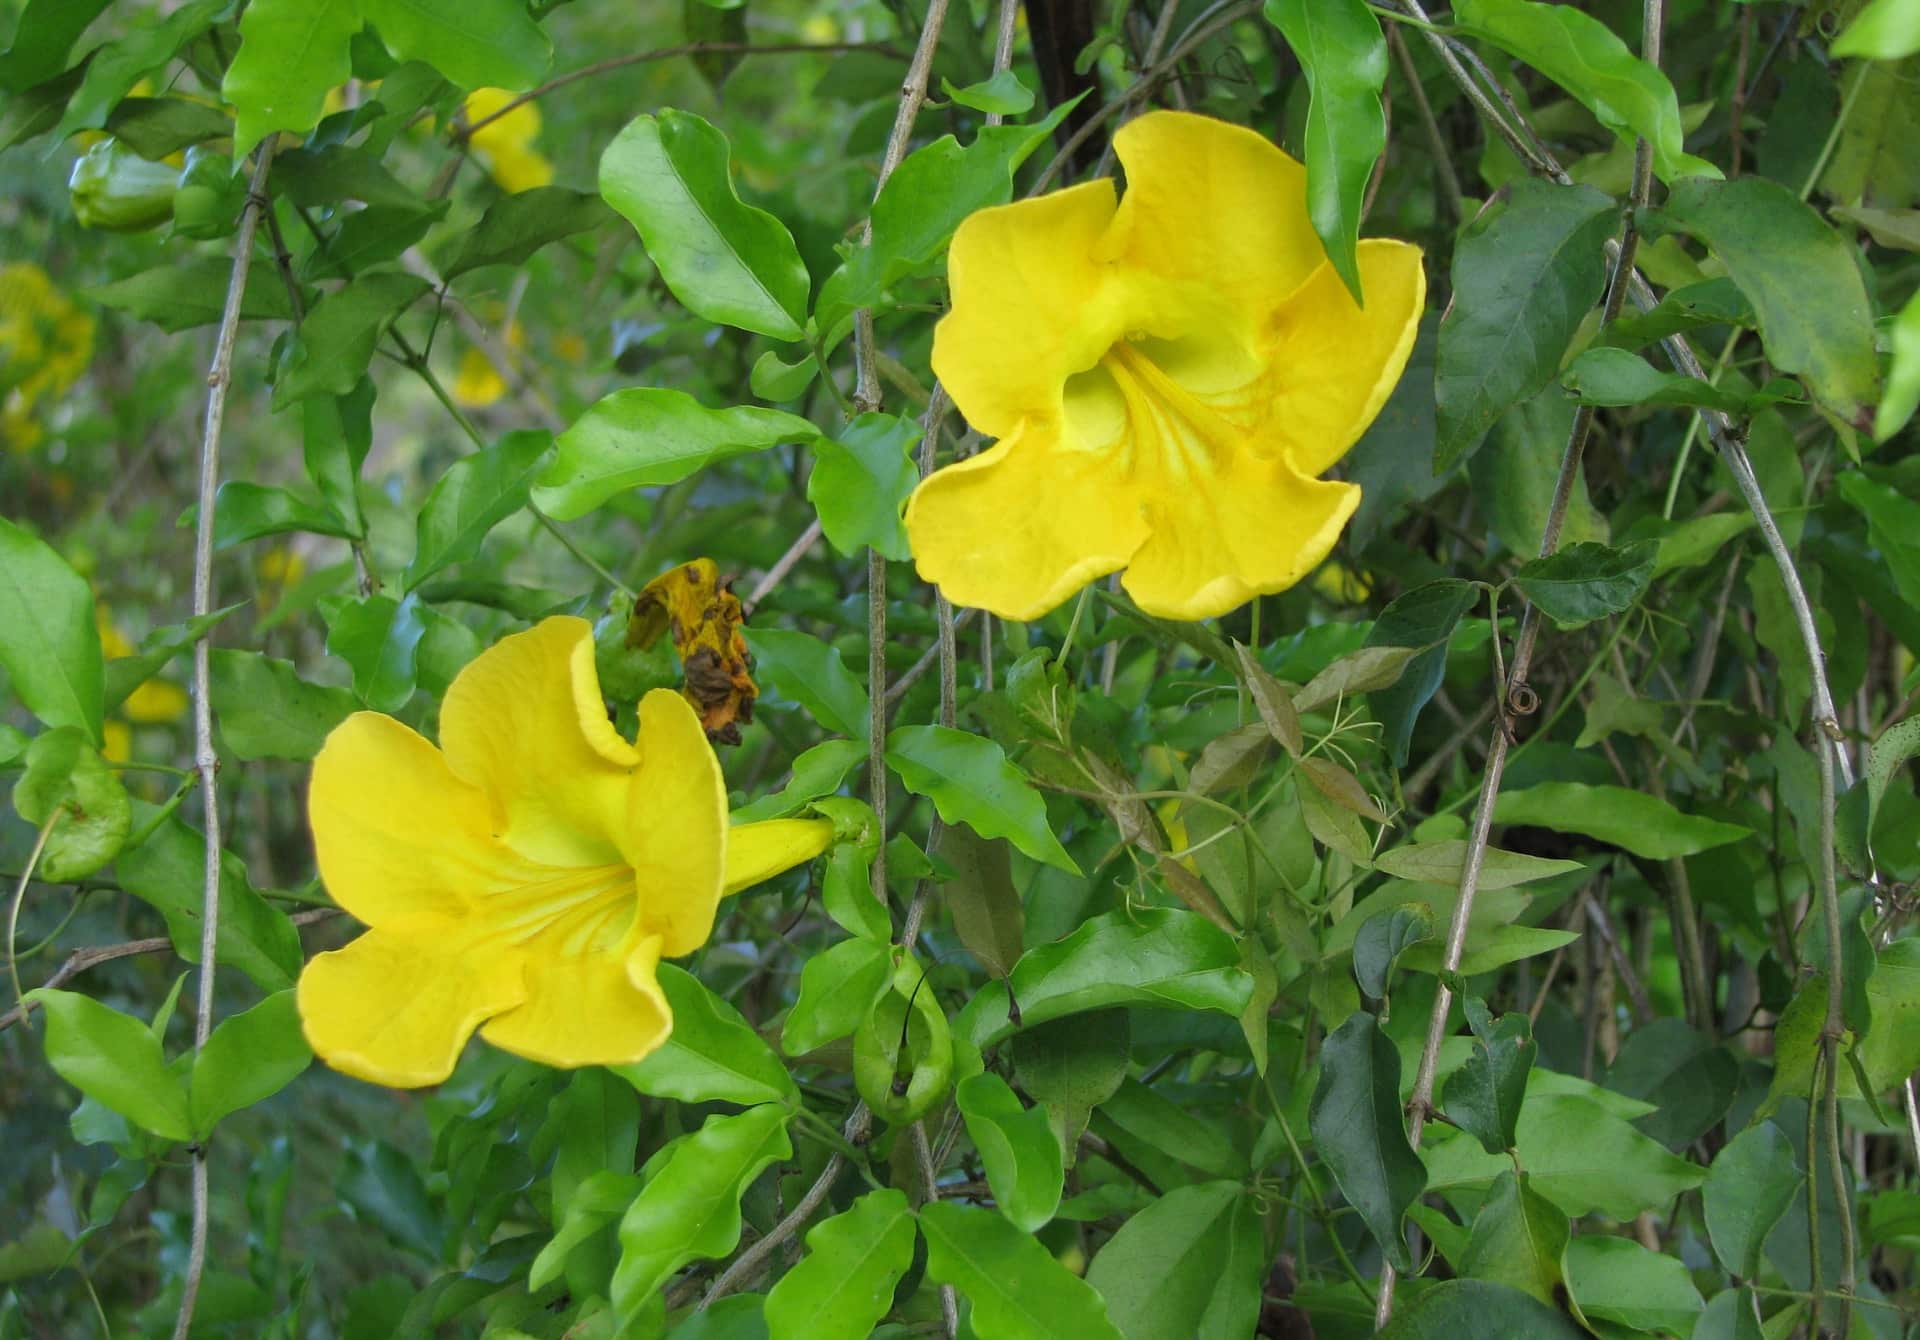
[630,558,757,745]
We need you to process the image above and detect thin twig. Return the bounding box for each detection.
[697,1153,847,1304]
[1582,889,1652,1024]
[1388,23,1464,223]
[173,144,275,1340]
[885,608,977,710]
[914,1122,960,1336]
[744,519,824,612]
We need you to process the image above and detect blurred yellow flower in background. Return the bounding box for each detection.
[298,617,830,1086]
[1,263,95,454]
[451,319,525,408]
[464,88,554,193]
[906,111,1424,622]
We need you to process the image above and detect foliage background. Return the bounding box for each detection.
[3,0,1920,1337]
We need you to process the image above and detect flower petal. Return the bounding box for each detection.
[439,616,640,868]
[1268,241,1427,476]
[1107,112,1327,335]
[298,925,525,1087]
[724,818,835,896]
[622,688,727,956]
[309,712,515,927]
[479,930,670,1068]
[931,180,1128,438]
[1121,456,1360,621]
[905,419,1150,620]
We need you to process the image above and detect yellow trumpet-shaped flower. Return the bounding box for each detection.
[906,111,1426,622]
[298,616,831,1087]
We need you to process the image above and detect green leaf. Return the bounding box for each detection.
[274,272,432,408]
[750,348,817,402]
[1703,1122,1801,1278]
[26,989,190,1141]
[210,481,360,549]
[1867,715,1920,836]
[747,628,868,740]
[1876,286,1920,443]
[1100,1078,1246,1180]
[0,517,103,743]
[301,203,445,281]
[1423,1092,1705,1219]
[1763,941,1920,1114]
[918,1202,1125,1340]
[208,650,357,761]
[1601,276,1753,349]
[443,186,615,280]
[116,814,304,992]
[885,725,1078,873]
[1512,538,1657,628]
[935,825,1024,982]
[1650,511,1752,575]
[1654,177,1881,421]
[302,379,374,540]
[1441,1000,1537,1155]
[1264,0,1386,303]
[781,935,890,1055]
[958,908,1252,1048]
[1833,0,1920,60]
[763,1189,915,1340]
[0,0,112,93]
[83,259,295,332]
[940,70,1034,115]
[1372,841,1582,890]
[276,142,425,211]
[1493,781,1751,859]
[358,0,552,92]
[1459,1171,1568,1308]
[533,388,818,519]
[1364,578,1480,767]
[1563,1236,1703,1336]
[405,430,551,589]
[1837,473,1920,610]
[616,964,797,1108]
[530,1170,642,1292]
[610,1104,792,1318]
[599,109,810,340]
[956,1073,1062,1232]
[222,0,360,158]
[1377,1279,1589,1339]
[189,990,312,1136]
[1452,0,1720,182]
[1310,1011,1426,1271]
[1604,1018,1738,1148]
[807,413,921,561]
[1083,1182,1264,1340]
[323,593,426,711]
[104,97,234,158]
[1434,179,1616,470]
[1352,904,1433,1000]
[1562,346,1799,413]
[11,728,129,882]
[49,0,228,144]
[732,739,866,824]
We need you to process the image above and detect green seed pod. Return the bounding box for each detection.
[68,139,176,233]
[853,953,954,1125]
[171,146,246,240]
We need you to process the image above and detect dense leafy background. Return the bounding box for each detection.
[3,0,1920,1337]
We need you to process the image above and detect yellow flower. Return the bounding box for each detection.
[905,111,1425,622]
[451,320,524,408]
[464,88,554,193]
[95,608,189,726]
[297,617,831,1086]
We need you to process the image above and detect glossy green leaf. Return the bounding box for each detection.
[1352,903,1433,1000]
[750,348,816,402]
[208,650,357,761]
[27,988,190,1141]
[530,1169,642,1292]
[610,1104,792,1318]
[222,0,360,158]
[763,1189,914,1340]
[781,935,890,1055]
[1563,346,1799,413]
[918,1201,1125,1340]
[0,0,112,93]
[323,593,426,711]
[1833,0,1920,60]
[959,908,1252,1048]
[1441,1000,1537,1155]
[1372,841,1581,889]
[1265,0,1386,303]
[1867,716,1920,835]
[1601,276,1752,349]
[1655,176,1880,421]
[49,0,226,144]
[599,110,809,340]
[83,259,294,332]
[405,430,551,589]
[1084,1181,1263,1340]
[1452,0,1720,182]
[1563,1235,1703,1336]
[0,516,103,743]
[1512,538,1657,628]
[1377,1279,1588,1339]
[1364,578,1480,766]
[1493,781,1752,859]
[210,481,360,549]
[1650,511,1752,574]
[733,739,866,823]
[1762,941,1920,1114]
[1101,1078,1245,1180]
[1604,1018,1738,1148]
[116,814,304,992]
[807,413,921,561]
[302,379,374,540]
[301,203,445,281]
[1876,287,1920,442]
[1434,179,1615,470]
[941,70,1034,115]
[1459,1171,1568,1307]
[359,0,551,92]
[274,272,432,408]
[1310,1011,1425,1271]
[885,725,1078,873]
[104,96,234,158]
[189,990,311,1136]
[534,388,817,520]
[616,964,797,1108]
[936,825,1024,982]
[748,628,868,740]
[956,1072,1062,1232]
[1838,473,1920,610]
[549,1066,642,1217]
[443,186,615,279]
[11,727,129,881]
[1703,1122,1801,1278]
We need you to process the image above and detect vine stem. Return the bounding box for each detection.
[173,144,276,1340]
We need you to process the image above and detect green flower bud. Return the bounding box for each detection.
[67,139,176,233]
[171,146,247,241]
